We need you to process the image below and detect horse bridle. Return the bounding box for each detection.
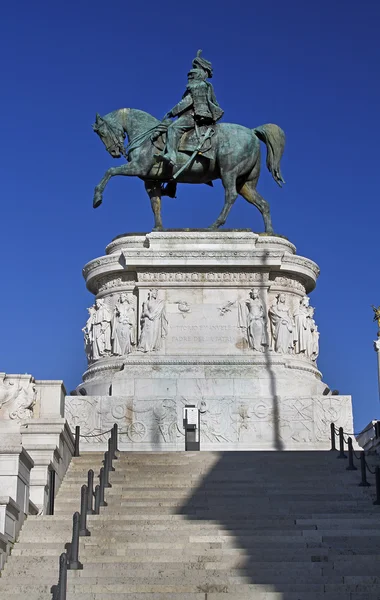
[97,117,128,159]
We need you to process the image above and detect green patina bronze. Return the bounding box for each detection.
[92,50,285,232]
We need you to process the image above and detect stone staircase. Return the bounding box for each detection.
[0,450,380,599]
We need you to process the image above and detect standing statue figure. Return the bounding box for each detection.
[294,296,312,356]
[307,306,319,361]
[238,288,268,351]
[160,50,224,168]
[92,298,112,360]
[112,293,136,356]
[82,305,96,362]
[268,294,294,354]
[138,290,168,353]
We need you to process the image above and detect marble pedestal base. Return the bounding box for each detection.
[67,230,353,450]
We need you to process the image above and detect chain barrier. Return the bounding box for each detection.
[79,427,133,438]
[333,422,375,438]
[331,421,380,503]
[79,428,113,438]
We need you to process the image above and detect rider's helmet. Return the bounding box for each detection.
[192,50,213,78]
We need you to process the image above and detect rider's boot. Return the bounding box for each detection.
[161,126,182,167]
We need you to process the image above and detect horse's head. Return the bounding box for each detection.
[92,111,126,159]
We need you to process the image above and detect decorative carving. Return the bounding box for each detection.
[139,270,269,283]
[112,293,136,356]
[270,274,306,293]
[293,297,319,362]
[96,272,136,292]
[268,294,295,354]
[199,399,231,443]
[0,375,36,422]
[308,306,319,362]
[138,289,168,352]
[175,300,191,318]
[153,399,180,442]
[294,296,311,356]
[127,421,147,442]
[83,298,113,361]
[219,300,236,316]
[82,306,95,363]
[238,288,269,352]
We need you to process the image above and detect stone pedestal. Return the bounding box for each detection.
[0,375,74,512]
[66,230,353,450]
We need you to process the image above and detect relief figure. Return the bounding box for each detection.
[268,293,294,354]
[138,289,168,352]
[112,293,135,356]
[294,296,311,355]
[92,298,112,360]
[238,288,268,351]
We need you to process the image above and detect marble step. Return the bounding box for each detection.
[2,593,380,600]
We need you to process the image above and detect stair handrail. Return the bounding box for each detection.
[53,423,119,600]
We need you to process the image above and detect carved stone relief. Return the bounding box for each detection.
[83,293,137,363]
[139,271,268,283]
[268,294,294,354]
[97,272,136,293]
[112,293,136,356]
[238,289,269,352]
[138,289,168,353]
[65,392,352,449]
[0,375,36,423]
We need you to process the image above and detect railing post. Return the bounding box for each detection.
[359,452,371,487]
[373,466,380,505]
[68,512,83,570]
[337,427,347,459]
[79,485,91,537]
[99,467,108,507]
[108,439,116,469]
[87,469,94,514]
[103,453,112,487]
[94,484,100,514]
[346,437,357,471]
[113,423,119,454]
[330,423,336,451]
[47,467,56,515]
[74,426,80,457]
[57,552,68,600]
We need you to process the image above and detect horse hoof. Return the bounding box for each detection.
[93,194,103,208]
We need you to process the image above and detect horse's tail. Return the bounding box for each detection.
[253,124,285,187]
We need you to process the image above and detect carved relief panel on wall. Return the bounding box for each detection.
[83,293,137,363]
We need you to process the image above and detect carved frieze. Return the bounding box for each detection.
[139,271,269,283]
[97,272,136,293]
[269,274,306,293]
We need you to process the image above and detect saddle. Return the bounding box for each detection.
[152,124,216,160]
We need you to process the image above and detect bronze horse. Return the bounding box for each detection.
[93,108,285,232]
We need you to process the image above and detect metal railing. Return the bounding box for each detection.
[52,423,119,600]
[330,422,380,506]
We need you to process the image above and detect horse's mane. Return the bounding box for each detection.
[128,108,160,128]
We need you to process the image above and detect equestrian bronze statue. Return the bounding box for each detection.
[92,50,285,232]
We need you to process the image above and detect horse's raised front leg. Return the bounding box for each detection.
[209,173,238,229]
[93,162,143,208]
[145,181,164,230]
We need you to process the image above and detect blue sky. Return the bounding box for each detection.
[0,0,379,431]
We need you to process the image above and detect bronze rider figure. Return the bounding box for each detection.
[160,50,224,168]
